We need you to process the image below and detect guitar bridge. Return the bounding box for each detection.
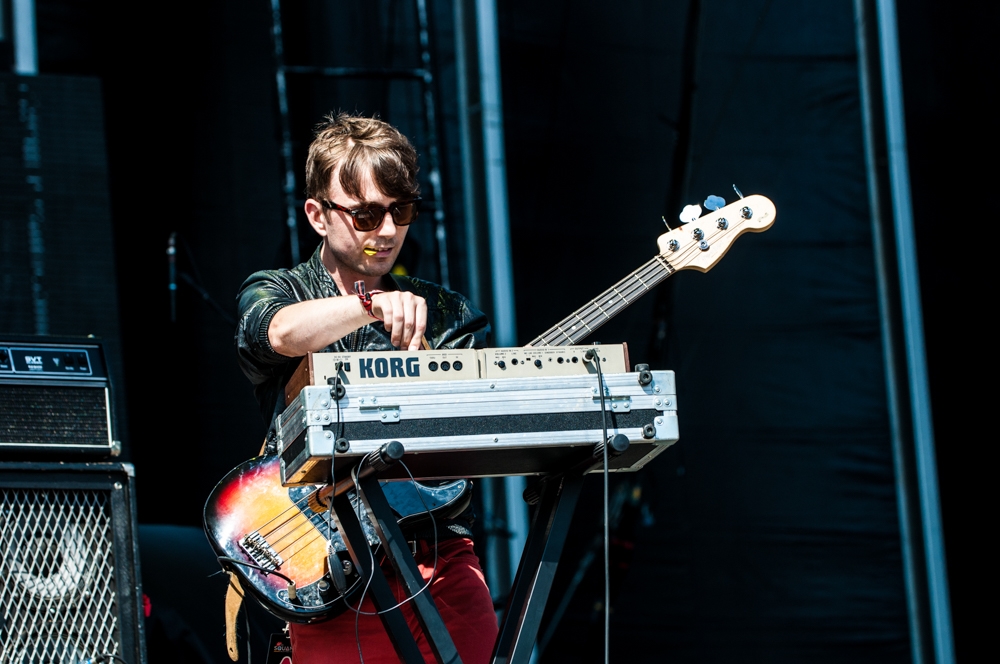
[240,531,284,571]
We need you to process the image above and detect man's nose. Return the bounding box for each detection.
[377,213,397,236]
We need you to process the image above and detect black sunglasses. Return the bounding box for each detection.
[321,198,421,232]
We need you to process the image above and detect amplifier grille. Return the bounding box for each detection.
[0,385,109,448]
[0,487,121,663]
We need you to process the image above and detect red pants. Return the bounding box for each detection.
[289,537,498,663]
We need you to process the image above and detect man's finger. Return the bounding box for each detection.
[373,294,392,330]
[409,298,428,350]
[399,295,418,350]
[390,300,406,348]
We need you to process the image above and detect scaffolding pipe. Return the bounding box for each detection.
[12,0,38,75]
[474,0,529,610]
[875,1,954,662]
[269,0,301,266]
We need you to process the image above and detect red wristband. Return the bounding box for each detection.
[354,281,384,320]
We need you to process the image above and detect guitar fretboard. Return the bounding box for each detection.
[527,255,675,347]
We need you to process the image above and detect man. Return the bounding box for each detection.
[235,113,498,663]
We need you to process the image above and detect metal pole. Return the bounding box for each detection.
[269,0,301,266]
[475,0,529,622]
[875,2,954,662]
[853,2,926,661]
[475,0,516,346]
[414,0,451,289]
[12,0,38,75]
[453,0,482,307]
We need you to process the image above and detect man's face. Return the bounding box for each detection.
[307,167,409,283]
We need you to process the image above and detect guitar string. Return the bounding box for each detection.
[533,248,677,346]
[266,493,377,562]
[530,257,670,347]
[264,514,323,559]
[532,240,688,345]
[253,486,324,536]
[558,258,673,336]
[254,497,331,563]
[568,213,733,328]
[532,217,745,346]
[535,258,669,344]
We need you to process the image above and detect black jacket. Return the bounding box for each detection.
[235,243,491,425]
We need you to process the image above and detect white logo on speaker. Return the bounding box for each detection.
[9,522,94,600]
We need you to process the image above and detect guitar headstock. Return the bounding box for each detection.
[656,194,776,273]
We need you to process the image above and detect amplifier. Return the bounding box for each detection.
[0,338,118,457]
[276,367,677,486]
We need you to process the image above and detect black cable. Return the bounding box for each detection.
[587,347,612,664]
[245,597,253,664]
[178,272,238,326]
[323,370,440,662]
[168,231,238,326]
[343,459,441,664]
[216,557,295,586]
[344,463,440,617]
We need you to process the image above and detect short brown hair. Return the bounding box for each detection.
[305,113,420,202]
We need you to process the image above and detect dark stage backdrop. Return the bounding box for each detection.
[500,1,910,661]
[16,0,988,661]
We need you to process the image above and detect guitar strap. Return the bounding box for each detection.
[224,433,278,661]
[225,572,244,661]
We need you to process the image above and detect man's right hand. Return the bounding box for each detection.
[267,290,428,357]
[371,291,428,351]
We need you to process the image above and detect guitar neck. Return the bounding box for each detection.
[526,255,676,347]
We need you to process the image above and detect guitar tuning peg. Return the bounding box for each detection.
[732,184,744,199]
[678,204,701,225]
[704,195,725,211]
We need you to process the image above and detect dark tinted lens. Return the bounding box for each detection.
[390,202,417,226]
[353,208,383,231]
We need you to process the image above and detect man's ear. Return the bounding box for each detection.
[304,199,327,236]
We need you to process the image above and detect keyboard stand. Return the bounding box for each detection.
[332,444,462,664]
[490,458,592,664]
[332,437,625,664]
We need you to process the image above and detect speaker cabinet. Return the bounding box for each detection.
[0,462,146,664]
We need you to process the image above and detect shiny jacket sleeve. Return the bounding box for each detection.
[234,267,319,421]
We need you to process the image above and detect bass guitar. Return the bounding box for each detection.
[203,194,776,623]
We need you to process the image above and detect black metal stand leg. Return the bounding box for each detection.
[357,472,463,664]
[491,471,586,664]
[331,491,425,663]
